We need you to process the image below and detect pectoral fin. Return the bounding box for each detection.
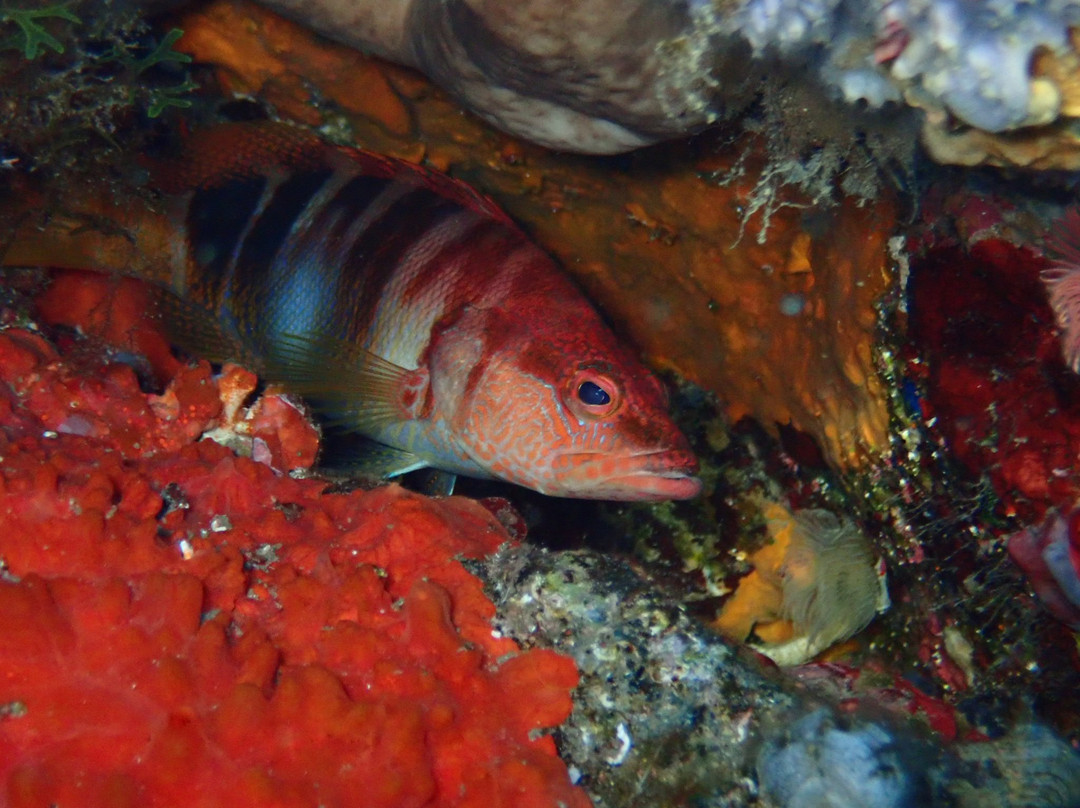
[267,332,426,434]
[410,468,457,497]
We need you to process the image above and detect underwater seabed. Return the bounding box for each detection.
[3,1,1080,807]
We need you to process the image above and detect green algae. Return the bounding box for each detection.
[0,3,81,59]
[0,0,196,182]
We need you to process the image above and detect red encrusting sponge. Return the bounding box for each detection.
[0,327,589,808]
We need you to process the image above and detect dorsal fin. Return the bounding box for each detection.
[150,121,515,226]
[148,121,330,193]
[336,145,515,225]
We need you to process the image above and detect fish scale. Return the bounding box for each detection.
[0,121,701,500]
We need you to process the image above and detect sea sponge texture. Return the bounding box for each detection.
[0,328,588,808]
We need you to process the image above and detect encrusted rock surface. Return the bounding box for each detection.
[480,543,1080,808]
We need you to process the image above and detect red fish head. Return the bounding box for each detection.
[434,307,702,501]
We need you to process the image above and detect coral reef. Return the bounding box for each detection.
[9,2,1080,804]
[240,0,1080,182]
[839,178,1080,747]
[915,27,1080,170]
[906,196,1080,520]
[0,326,587,807]
[249,0,1080,151]
[757,709,935,808]
[740,0,1080,175]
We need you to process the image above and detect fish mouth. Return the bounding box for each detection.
[601,468,703,501]
[555,449,702,501]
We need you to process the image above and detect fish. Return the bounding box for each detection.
[0,121,701,501]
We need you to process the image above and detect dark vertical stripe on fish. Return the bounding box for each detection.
[229,168,334,332]
[316,173,399,252]
[334,186,461,343]
[185,177,267,305]
[294,174,396,271]
[255,172,399,344]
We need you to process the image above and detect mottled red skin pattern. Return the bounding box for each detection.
[0,327,589,808]
[430,292,701,499]
[411,237,696,496]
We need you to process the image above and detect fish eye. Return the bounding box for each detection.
[578,380,611,406]
[567,369,620,419]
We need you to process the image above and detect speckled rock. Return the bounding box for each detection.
[237,0,1080,171]
[478,543,1080,808]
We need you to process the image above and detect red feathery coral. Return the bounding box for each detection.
[0,328,588,808]
[1041,208,1080,372]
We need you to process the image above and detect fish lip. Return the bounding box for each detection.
[555,449,702,501]
[601,470,703,501]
